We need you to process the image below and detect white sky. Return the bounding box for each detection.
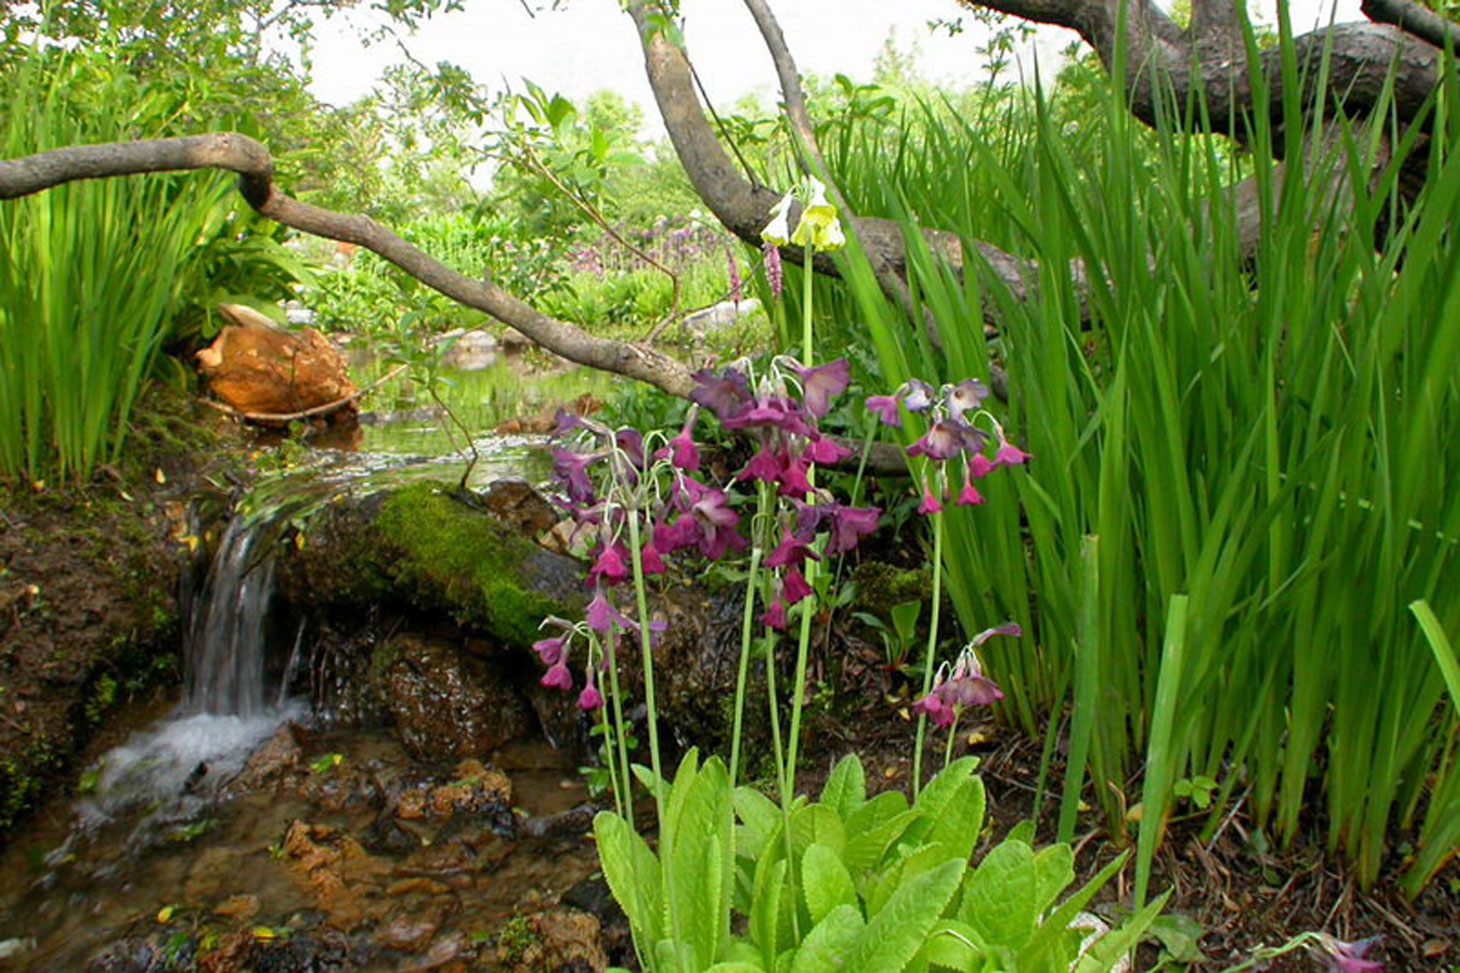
[305,0,1365,131]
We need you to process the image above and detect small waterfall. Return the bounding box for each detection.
[183,515,277,716]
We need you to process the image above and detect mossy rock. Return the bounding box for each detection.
[280,480,584,649]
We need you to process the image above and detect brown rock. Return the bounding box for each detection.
[500,909,606,972]
[197,304,358,420]
[382,634,534,760]
[481,480,557,536]
[213,894,261,921]
[229,722,306,793]
[281,820,390,930]
[374,916,439,952]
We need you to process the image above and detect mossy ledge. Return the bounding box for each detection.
[281,480,584,649]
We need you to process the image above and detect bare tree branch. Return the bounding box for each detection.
[1361,0,1459,53]
[0,133,696,397]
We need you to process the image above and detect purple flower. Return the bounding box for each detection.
[969,621,1022,647]
[533,634,568,667]
[763,240,783,298]
[764,528,820,571]
[967,453,996,479]
[553,447,599,505]
[994,439,1032,467]
[727,246,743,305]
[865,393,902,427]
[614,428,646,468]
[902,379,937,413]
[918,484,943,515]
[736,443,784,485]
[782,566,814,604]
[690,488,747,559]
[665,419,701,472]
[912,692,955,728]
[822,503,881,554]
[639,538,666,575]
[586,589,634,633]
[761,593,787,631]
[907,419,983,462]
[955,479,985,507]
[805,433,852,465]
[1315,935,1382,973]
[578,676,604,711]
[794,359,850,418]
[587,542,630,587]
[541,662,573,690]
[945,378,990,420]
[777,455,814,498]
[690,366,751,421]
[941,669,1004,708]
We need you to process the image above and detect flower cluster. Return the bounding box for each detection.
[911,623,1021,727]
[689,356,879,629]
[537,355,883,701]
[867,377,1030,514]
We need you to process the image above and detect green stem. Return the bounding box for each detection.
[626,512,683,973]
[730,483,774,790]
[785,558,816,804]
[943,711,960,771]
[729,544,764,790]
[603,629,634,831]
[801,242,815,363]
[912,508,945,798]
[764,623,801,944]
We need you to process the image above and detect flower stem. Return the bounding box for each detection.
[943,711,960,771]
[603,631,634,831]
[729,544,764,790]
[912,508,945,798]
[801,242,815,364]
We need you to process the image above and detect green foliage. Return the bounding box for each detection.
[0,50,238,482]
[595,752,1160,972]
[834,22,1460,892]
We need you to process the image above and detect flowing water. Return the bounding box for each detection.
[0,365,609,972]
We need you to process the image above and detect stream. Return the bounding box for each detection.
[0,356,618,973]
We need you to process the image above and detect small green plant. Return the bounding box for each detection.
[854,598,923,670]
[308,753,344,774]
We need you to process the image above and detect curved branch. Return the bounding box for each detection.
[0,133,695,397]
[624,0,1047,315]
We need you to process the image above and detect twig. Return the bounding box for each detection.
[203,362,409,423]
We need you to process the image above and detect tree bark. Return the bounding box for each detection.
[0,133,697,399]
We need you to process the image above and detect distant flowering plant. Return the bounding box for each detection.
[911,623,1021,729]
[867,375,1029,514]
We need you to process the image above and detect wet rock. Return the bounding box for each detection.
[229,722,307,793]
[435,328,499,371]
[497,909,607,973]
[214,893,261,921]
[374,916,439,952]
[196,305,358,422]
[280,820,390,930]
[400,930,469,972]
[481,480,558,537]
[381,634,534,760]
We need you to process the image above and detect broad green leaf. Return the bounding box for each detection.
[913,757,980,821]
[751,858,788,968]
[789,904,865,973]
[735,785,781,860]
[801,842,858,924]
[865,843,955,919]
[910,919,986,972]
[844,792,915,874]
[959,839,1037,950]
[791,802,846,858]
[1017,851,1128,969]
[1004,819,1036,846]
[1073,890,1171,973]
[925,777,987,864]
[1032,844,1076,917]
[665,755,730,969]
[844,858,965,972]
[705,964,766,972]
[663,747,703,838]
[821,753,868,820]
[593,811,662,944]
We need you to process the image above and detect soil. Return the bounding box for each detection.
[1,386,1456,970]
[0,386,242,838]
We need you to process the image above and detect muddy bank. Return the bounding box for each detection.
[0,391,238,838]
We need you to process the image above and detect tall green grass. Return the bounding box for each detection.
[0,52,232,483]
[829,39,1460,891]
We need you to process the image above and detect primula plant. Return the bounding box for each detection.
[529,174,1167,972]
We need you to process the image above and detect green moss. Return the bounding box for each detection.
[374,481,579,648]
